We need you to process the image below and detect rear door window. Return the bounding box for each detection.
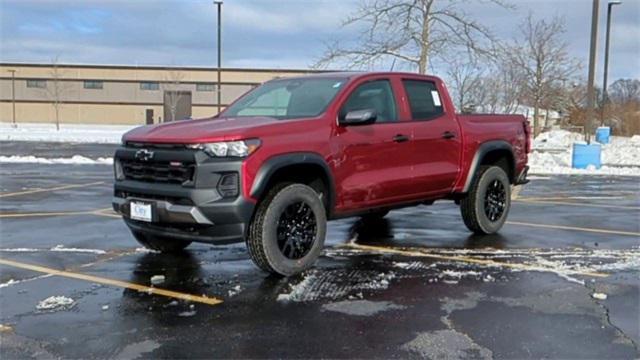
[402,80,444,120]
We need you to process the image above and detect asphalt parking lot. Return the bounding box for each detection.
[1,142,639,359]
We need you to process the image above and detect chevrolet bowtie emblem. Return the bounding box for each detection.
[135,149,154,161]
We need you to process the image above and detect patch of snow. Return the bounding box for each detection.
[0,279,20,288]
[0,246,106,254]
[0,122,136,143]
[0,248,41,252]
[0,155,113,165]
[227,285,242,297]
[178,310,197,317]
[135,247,160,254]
[277,273,318,303]
[592,292,608,300]
[150,275,165,285]
[101,305,109,311]
[50,245,106,254]
[0,274,52,288]
[36,296,75,311]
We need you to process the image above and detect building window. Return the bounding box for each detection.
[26,79,47,88]
[196,83,216,92]
[140,82,159,90]
[84,80,103,89]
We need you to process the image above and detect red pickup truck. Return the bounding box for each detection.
[113,72,530,275]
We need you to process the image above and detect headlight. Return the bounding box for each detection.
[187,139,261,158]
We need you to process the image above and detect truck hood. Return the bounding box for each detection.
[122,116,285,144]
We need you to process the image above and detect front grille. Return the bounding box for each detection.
[120,159,195,184]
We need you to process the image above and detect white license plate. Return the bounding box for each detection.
[130,202,152,222]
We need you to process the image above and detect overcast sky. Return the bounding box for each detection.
[1,0,638,82]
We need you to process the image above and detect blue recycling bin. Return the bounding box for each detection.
[572,143,601,169]
[595,126,611,144]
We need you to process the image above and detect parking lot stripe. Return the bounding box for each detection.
[0,258,224,306]
[514,199,640,210]
[506,220,640,237]
[0,181,105,198]
[0,210,96,218]
[0,208,119,219]
[343,243,608,278]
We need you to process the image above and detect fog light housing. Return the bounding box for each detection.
[217,173,239,198]
[114,159,125,180]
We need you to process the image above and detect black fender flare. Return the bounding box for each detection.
[462,140,515,193]
[250,152,336,212]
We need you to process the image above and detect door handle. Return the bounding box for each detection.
[393,134,410,143]
[442,131,456,139]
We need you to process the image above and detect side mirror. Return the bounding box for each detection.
[340,109,377,126]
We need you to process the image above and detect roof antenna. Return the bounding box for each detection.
[389,58,396,71]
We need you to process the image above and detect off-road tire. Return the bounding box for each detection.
[460,165,511,235]
[132,231,192,252]
[247,183,327,276]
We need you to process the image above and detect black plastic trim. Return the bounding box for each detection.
[462,140,515,193]
[250,152,336,213]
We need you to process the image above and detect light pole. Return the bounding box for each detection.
[601,0,622,125]
[7,69,16,128]
[214,0,223,115]
[585,0,600,143]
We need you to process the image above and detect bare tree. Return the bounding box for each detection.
[446,59,485,112]
[44,57,73,131]
[608,79,640,105]
[506,14,581,137]
[314,0,512,74]
[162,69,185,122]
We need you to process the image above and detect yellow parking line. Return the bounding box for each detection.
[0,258,223,306]
[0,210,94,218]
[343,243,608,278]
[506,220,640,237]
[0,181,105,198]
[91,208,121,219]
[515,199,639,210]
[0,208,120,219]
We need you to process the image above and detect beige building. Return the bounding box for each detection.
[0,63,315,125]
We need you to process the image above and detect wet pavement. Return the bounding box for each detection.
[1,142,639,359]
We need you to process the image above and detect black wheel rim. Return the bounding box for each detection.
[484,179,507,222]
[276,201,317,260]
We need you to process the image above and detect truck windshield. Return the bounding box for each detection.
[223,77,347,119]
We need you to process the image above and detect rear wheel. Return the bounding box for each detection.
[460,165,511,234]
[247,183,326,276]
[132,231,191,252]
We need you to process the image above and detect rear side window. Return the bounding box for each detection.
[340,80,397,123]
[402,80,444,120]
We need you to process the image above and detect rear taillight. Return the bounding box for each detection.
[523,120,532,153]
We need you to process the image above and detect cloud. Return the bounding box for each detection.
[0,0,638,80]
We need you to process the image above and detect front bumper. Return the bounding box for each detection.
[112,146,255,244]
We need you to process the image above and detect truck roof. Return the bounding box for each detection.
[274,71,441,82]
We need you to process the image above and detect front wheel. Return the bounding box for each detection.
[247,183,327,276]
[460,166,511,234]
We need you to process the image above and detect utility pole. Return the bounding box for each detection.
[7,69,16,128]
[585,0,600,143]
[601,0,622,125]
[214,0,223,115]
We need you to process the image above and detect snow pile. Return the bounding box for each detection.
[530,130,640,176]
[36,296,75,311]
[533,129,584,151]
[0,122,136,143]
[0,155,113,165]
